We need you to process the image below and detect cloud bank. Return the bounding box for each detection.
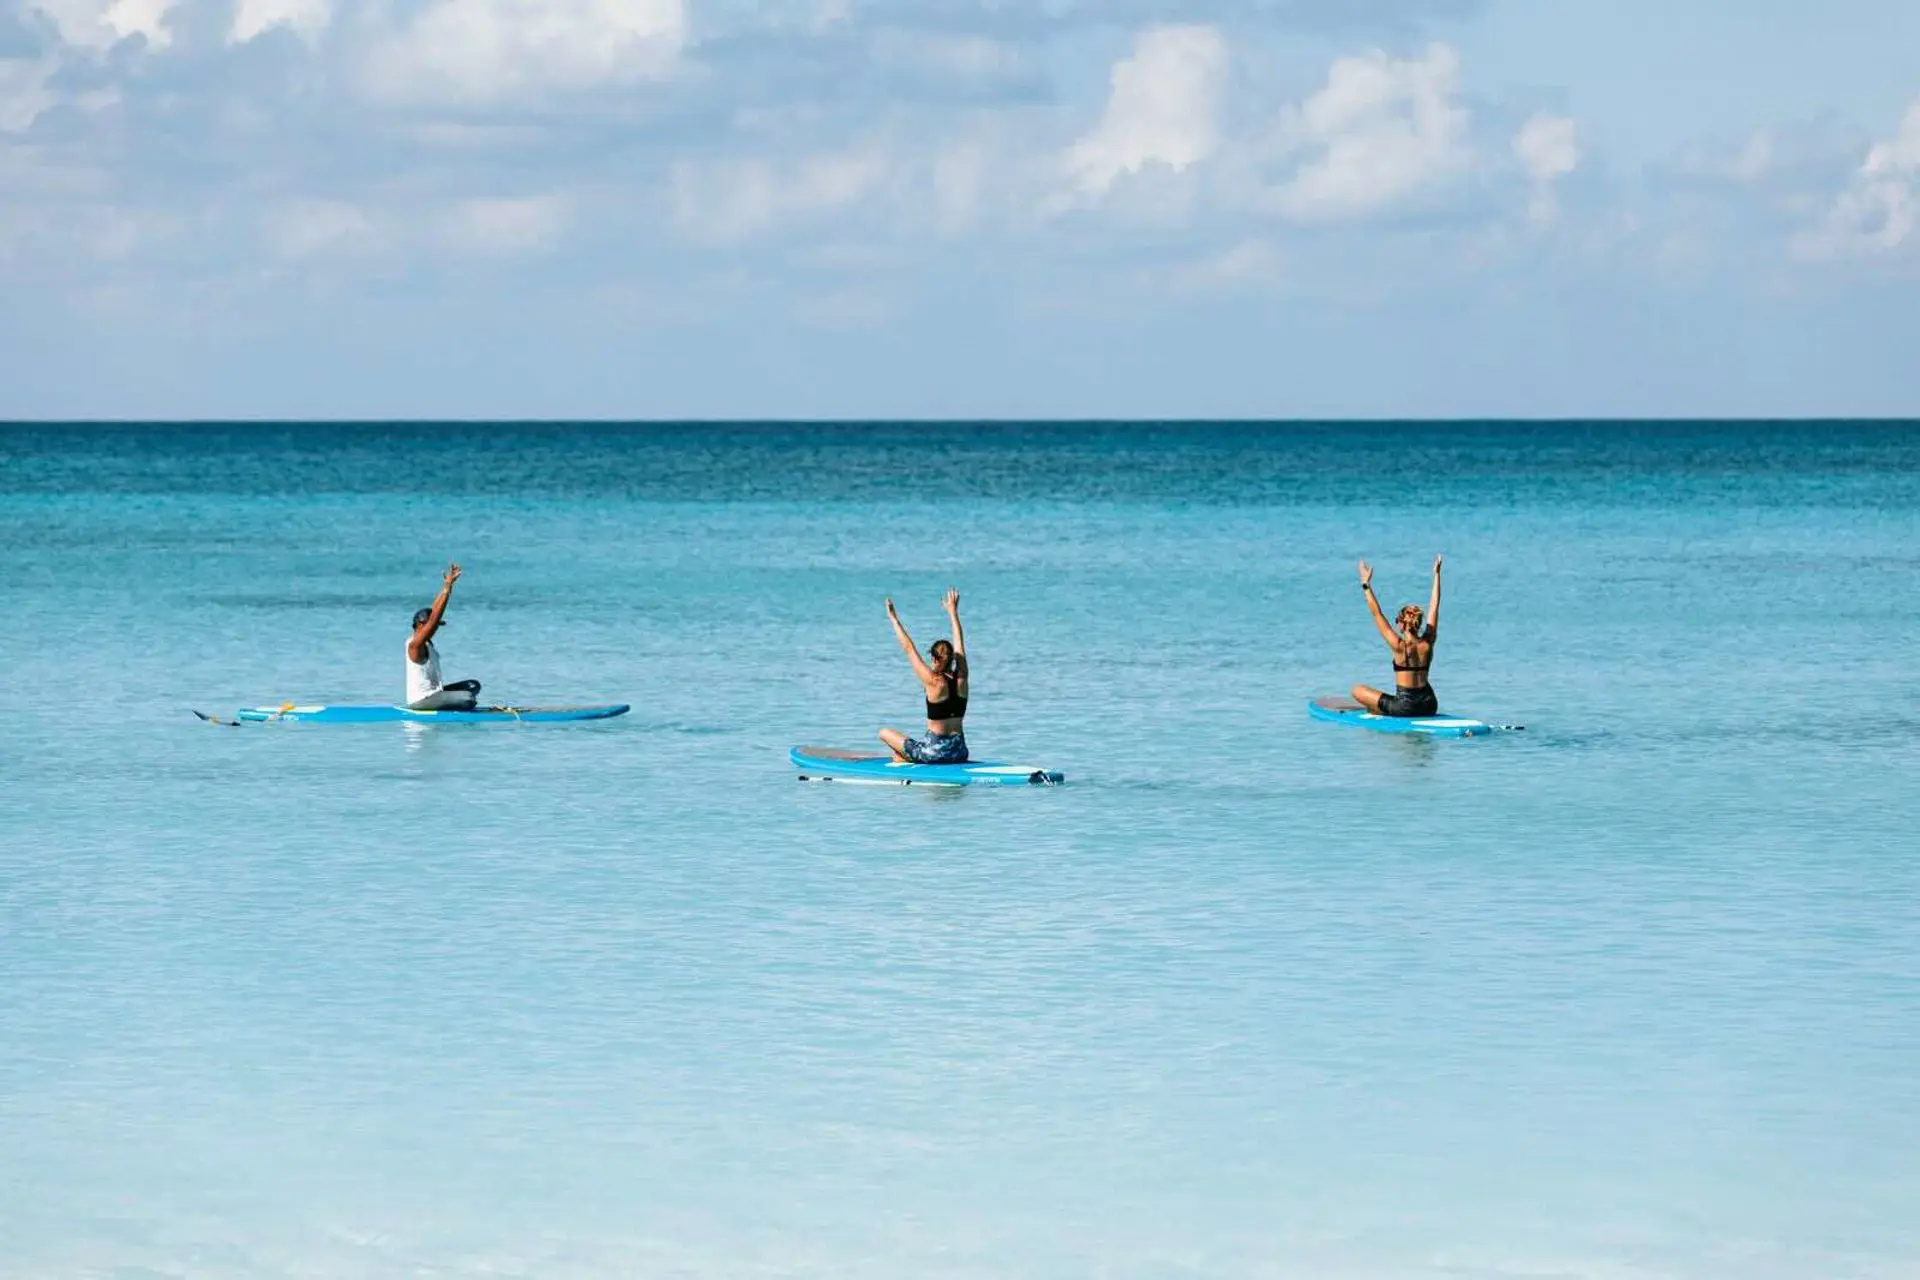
[1,0,1915,417]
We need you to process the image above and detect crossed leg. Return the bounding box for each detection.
[411,681,482,711]
[1350,684,1387,714]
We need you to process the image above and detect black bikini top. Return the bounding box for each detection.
[1394,633,1433,673]
[926,678,968,721]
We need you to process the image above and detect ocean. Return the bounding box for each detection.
[3,421,1916,1278]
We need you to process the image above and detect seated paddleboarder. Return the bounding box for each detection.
[880,588,969,763]
[407,562,483,711]
[1351,555,1443,718]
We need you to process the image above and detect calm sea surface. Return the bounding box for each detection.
[3,422,1917,1278]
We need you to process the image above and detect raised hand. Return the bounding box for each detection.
[1358,560,1373,588]
[1433,554,1444,575]
[444,563,462,586]
[885,597,898,618]
[943,587,960,614]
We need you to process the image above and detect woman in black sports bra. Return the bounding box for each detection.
[1351,555,1443,718]
[879,588,970,764]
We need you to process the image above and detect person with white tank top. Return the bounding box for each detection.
[407,563,483,710]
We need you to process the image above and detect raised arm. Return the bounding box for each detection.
[943,588,968,688]
[885,597,936,685]
[1425,554,1443,638]
[409,563,460,662]
[1358,561,1398,646]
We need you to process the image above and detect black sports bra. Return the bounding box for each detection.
[926,679,968,721]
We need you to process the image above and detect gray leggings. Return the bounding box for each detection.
[409,680,481,710]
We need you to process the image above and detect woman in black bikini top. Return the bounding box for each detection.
[1350,555,1443,718]
[879,588,971,764]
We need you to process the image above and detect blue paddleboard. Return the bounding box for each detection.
[791,746,1063,786]
[1307,695,1511,738]
[225,704,630,724]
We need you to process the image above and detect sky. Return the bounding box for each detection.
[1,0,1917,419]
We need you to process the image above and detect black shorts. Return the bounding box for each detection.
[1377,685,1438,718]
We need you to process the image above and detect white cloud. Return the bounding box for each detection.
[1164,237,1284,295]
[796,286,894,328]
[1862,102,1920,176]
[871,30,1023,82]
[0,59,54,134]
[1514,113,1577,184]
[261,194,570,262]
[932,139,988,232]
[230,0,332,44]
[1797,99,1920,258]
[266,200,378,260]
[105,0,171,44]
[1267,43,1470,222]
[1681,129,1777,184]
[670,145,892,243]
[1513,112,1578,225]
[446,195,570,255]
[32,0,180,48]
[364,0,687,106]
[1066,25,1229,198]
[1675,121,1867,195]
[0,201,157,270]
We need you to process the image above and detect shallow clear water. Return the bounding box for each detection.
[3,423,1917,1277]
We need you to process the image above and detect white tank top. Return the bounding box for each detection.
[406,638,444,704]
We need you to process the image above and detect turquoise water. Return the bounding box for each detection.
[3,423,1917,1277]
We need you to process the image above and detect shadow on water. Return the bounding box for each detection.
[1387,735,1442,768]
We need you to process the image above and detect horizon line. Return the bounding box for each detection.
[5,416,1919,427]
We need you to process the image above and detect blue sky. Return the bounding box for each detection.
[1,0,1916,419]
